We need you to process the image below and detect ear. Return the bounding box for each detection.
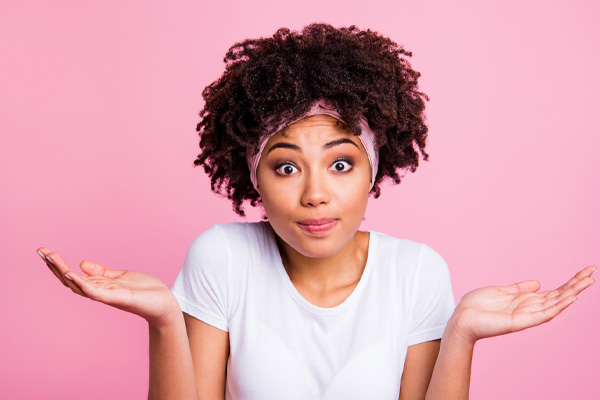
[255,185,261,196]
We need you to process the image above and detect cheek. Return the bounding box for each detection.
[260,186,297,218]
[332,181,370,219]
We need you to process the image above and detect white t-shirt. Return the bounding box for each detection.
[172,222,455,400]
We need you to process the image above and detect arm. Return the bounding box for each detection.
[424,266,597,400]
[399,340,441,400]
[423,320,474,400]
[184,314,230,399]
[148,311,199,400]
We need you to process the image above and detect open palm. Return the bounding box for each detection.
[453,266,596,342]
[38,247,180,327]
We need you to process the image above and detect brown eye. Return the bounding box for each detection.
[329,160,352,172]
[275,163,299,175]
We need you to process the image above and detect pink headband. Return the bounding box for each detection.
[246,100,379,190]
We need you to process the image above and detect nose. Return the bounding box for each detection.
[300,170,330,207]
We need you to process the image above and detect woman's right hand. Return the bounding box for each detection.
[37,247,181,328]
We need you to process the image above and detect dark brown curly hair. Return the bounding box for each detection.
[195,23,429,216]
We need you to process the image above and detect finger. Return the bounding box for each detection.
[43,257,69,288]
[544,266,598,298]
[66,272,126,305]
[36,247,51,257]
[80,260,124,279]
[65,272,106,301]
[45,260,84,295]
[43,251,71,275]
[37,248,56,271]
[38,248,86,295]
[63,273,86,297]
[538,295,578,322]
[542,266,598,299]
[514,296,578,331]
[576,265,598,277]
[552,276,595,302]
[499,280,541,295]
[45,259,85,295]
[46,255,75,289]
[38,249,70,287]
[540,276,594,309]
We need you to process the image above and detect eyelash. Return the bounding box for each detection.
[273,158,355,176]
[274,162,299,175]
[329,158,354,173]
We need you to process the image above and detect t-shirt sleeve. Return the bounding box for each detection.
[407,244,455,346]
[171,225,229,332]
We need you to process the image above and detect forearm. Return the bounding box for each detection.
[148,311,199,400]
[425,318,475,400]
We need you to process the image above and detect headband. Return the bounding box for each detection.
[246,100,379,190]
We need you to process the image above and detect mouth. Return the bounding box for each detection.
[297,218,338,235]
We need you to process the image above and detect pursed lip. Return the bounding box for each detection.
[297,218,338,234]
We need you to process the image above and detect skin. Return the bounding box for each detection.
[37,115,597,399]
[256,115,371,307]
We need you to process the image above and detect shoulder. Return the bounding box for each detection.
[367,231,451,292]
[187,221,270,256]
[192,221,267,242]
[369,231,447,270]
[182,221,277,275]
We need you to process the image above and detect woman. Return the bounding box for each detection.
[37,24,596,399]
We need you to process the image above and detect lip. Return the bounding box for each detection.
[297,218,338,235]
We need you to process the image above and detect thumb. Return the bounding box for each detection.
[80,260,123,279]
[500,280,541,294]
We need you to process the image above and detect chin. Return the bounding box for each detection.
[287,231,353,259]
[296,244,344,259]
[270,218,361,260]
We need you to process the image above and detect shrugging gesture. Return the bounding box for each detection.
[37,248,181,327]
[37,247,202,399]
[425,265,596,400]
[451,265,596,342]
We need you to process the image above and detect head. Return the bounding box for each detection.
[195,23,429,216]
[256,114,371,258]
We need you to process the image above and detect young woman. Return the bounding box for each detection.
[37,24,596,400]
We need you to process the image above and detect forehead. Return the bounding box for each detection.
[269,114,358,145]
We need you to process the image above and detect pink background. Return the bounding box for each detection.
[1,0,598,398]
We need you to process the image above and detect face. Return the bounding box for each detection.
[256,115,371,259]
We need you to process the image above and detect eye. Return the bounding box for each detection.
[275,163,299,176]
[329,159,353,172]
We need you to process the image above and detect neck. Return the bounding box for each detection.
[275,230,370,294]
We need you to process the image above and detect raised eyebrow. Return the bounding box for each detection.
[266,138,359,154]
[266,142,302,154]
[322,138,360,150]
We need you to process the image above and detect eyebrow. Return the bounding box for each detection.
[266,138,359,154]
[322,138,359,150]
[266,142,301,154]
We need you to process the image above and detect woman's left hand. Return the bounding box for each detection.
[450,265,597,343]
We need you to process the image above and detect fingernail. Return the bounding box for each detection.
[592,269,598,276]
[37,250,45,260]
[45,256,54,265]
[64,274,73,281]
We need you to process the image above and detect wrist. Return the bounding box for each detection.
[443,310,478,349]
[147,298,184,331]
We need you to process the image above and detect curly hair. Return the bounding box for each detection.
[195,23,429,216]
